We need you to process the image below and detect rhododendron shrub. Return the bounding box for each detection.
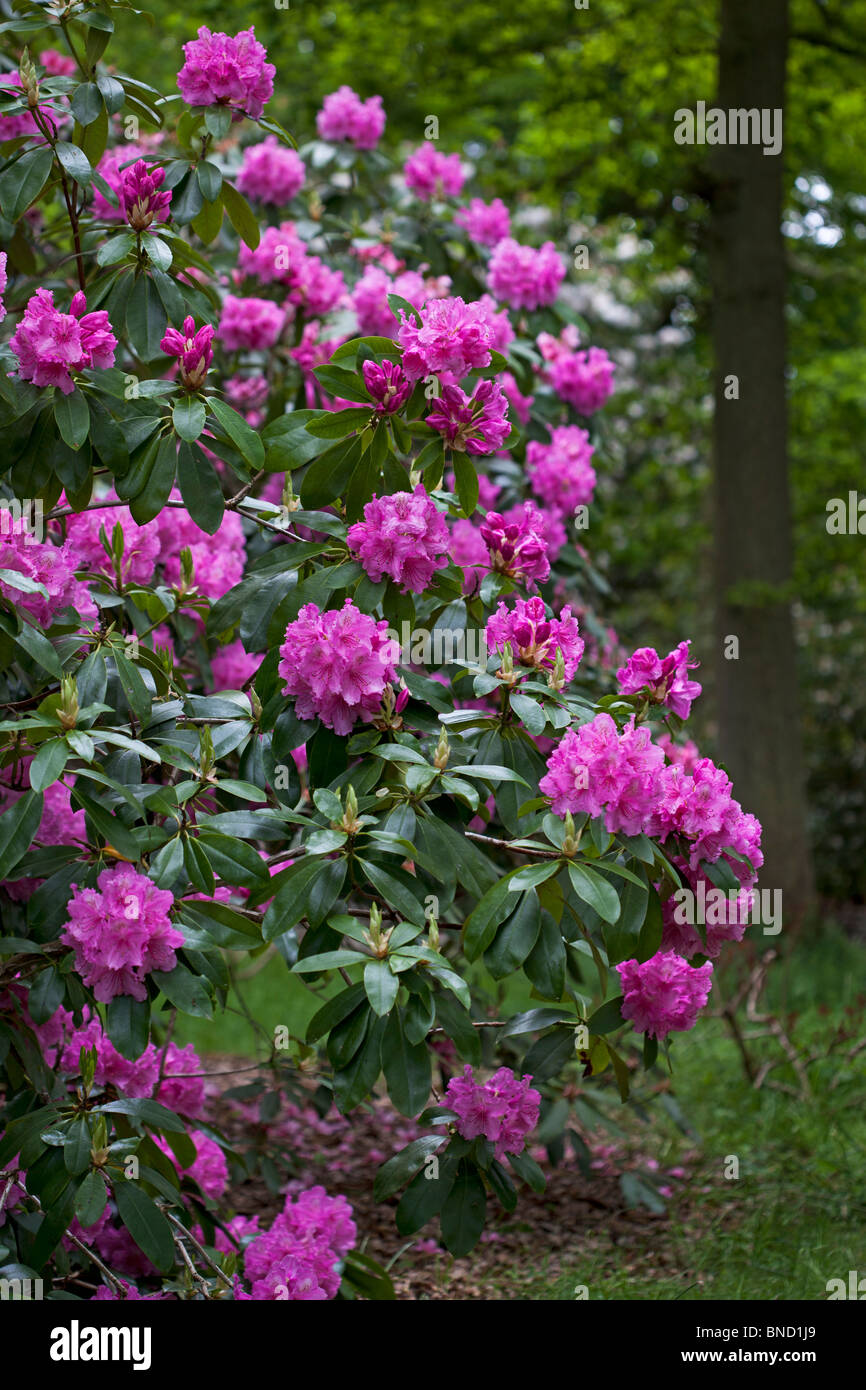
[0,6,761,1302]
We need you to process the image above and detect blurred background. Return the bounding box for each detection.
[126,0,866,914]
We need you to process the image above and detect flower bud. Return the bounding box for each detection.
[433,726,450,770]
[548,646,567,692]
[58,675,79,731]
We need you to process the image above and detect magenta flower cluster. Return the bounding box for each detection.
[351,265,425,337]
[66,498,161,586]
[549,345,616,415]
[403,142,465,200]
[348,486,449,593]
[398,295,493,380]
[316,86,386,150]
[649,758,764,875]
[161,316,216,391]
[444,1065,541,1161]
[238,222,346,316]
[486,597,584,682]
[218,294,285,351]
[480,501,551,586]
[156,498,246,601]
[278,599,399,735]
[527,425,597,517]
[177,26,275,120]
[61,864,182,1002]
[487,238,566,310]
[121,159,171,231]
[539,712,666,836]
[426,379,510,455]
[0,521,95,627]
[34,1005,206,1115]
[241,1186,356,1300]
[10,289,117,395]
[236,136,305,204]
[454,197,511,247]
[617,640,702,720]
[617,952,714,1039]
[361,358,412,414]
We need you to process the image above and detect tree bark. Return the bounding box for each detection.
[709,0,814,920]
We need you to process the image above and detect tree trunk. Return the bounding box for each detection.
[709,0,814,921]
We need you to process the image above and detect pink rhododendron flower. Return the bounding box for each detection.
[403,143,465,200]
[0,73,48,140]
[157,499,246,602]
[238,221,305,284]
[160,316,215,391]
[0,251,7,322]
[537,324,580,363]
[66,498,160,585]
[348,486,449,592]
[527,425,597,517]
[454,197,511,247]
[218,294,285,351]
[94,1223,155,1278]
[550,346,616,415]
[316,86,385,150]
[243,1186,356,1300]
[657,733,700,773]
[450,518,491,592]
[40,49,76,76]
[398,296,493,381]
[352,241,405,273]
[177,27,275,120]
[51,1012,160,1097]
[278,599,400,735]
[237,136,305,204]
[350,265,425,337]
[0,519,96,627]
[361,359,412,414]
[480,501,551,586]
[500,371,533,424]
[61,864,182,1002]
[507,501,566,566]
[486,597,584,681]
[121,159,171,231]
[224,373,269,411]
[159,1130,229,1200]
[209,639,262,690]
[444,1066,540,1161]
[92,1281,171,1301]
[153,1041,206,1117]
[1,775,87,900]
[426,379,510,455]
[660,863,752,961]
[617,951,713,1039]
[539,713,666,835]
[487,238,566,310]
[10,288,117,394]
[617,640,702,719]
[91,145,150,221]
[473,293,514,353]
[238,224,347,316]
[649,758,763,875]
